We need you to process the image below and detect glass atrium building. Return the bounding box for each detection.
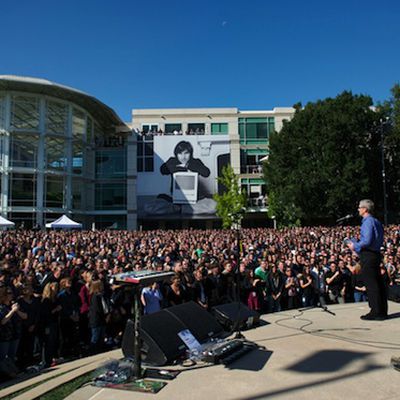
[0,76,135,229]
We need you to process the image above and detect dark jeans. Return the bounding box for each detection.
[354,291,367,302]
[59,318,78,358]
[90,326,106,354]
[17,329,36,368]
[360,251,388,316]
[0,339,19,362]
[43,322,59,367]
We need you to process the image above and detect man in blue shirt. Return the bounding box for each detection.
[347,199,388,320]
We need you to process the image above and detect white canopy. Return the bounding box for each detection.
[0,215,15,228]
[45,215,82,229]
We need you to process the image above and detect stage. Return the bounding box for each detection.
[63,302,400,400]
[3,302,399,400]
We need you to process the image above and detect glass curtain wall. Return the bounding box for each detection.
[0,95,5,129]
[10,133,39,168]
[10,96,40,131]
[45,174,65,208]
[94,183,126,210]
[9,173,37,207]
[239,117,275,144]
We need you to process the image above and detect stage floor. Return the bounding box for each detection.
[67,301,400,400]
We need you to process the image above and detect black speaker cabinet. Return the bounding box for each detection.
[122,302,224,366]
[212,302,260,331]
[388,285,400,302]
[166,301,224,342]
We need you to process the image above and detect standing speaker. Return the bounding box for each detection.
[212,302,260,331]
[166,301,224,342]
[122,302,225,366]
[122,310,188,366]
[140,309,188,365]
[388,285,400,302]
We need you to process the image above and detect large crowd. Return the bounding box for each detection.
[1,225,400,379]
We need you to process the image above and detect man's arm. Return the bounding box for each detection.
[348,218,373,253]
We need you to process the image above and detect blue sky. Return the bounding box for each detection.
[1,0,400,121]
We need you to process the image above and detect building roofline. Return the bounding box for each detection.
[0,75,125,132]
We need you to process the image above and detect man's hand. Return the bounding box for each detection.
[347,241,355,251]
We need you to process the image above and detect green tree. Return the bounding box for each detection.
[214,165,247,228]
[377,83,400,221]
[264,91,385,225]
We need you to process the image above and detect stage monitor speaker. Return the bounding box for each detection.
[165,301,224,342]
[388,285,400,302]
[212,302,260,331]
[122,310,188,366]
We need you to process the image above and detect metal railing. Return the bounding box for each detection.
[241,165,263,174]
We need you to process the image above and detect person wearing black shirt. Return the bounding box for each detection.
[192,268,208,309]
[88,280,110,354]
[267,264,284,312]
[326,263,345,304]
[0,286,27,366]
[299,266,315,307]
[17,285,40,369]
[57,278,80,359]
[40,282,61,367]
[352,265,367,302]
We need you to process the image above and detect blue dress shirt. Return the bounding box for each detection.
[352,215,384,254]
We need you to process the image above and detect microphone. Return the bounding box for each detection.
[336,214,353,223]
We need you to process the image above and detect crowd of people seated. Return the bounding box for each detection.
[1,225,399,379]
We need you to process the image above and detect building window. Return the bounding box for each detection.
[8,212,36,229]
[46,101,68,135]
[45,137,66,171]
[188,123,205,135]
[0,95,5,129]
[137,136,154,172]
[239,117,274,144]
[142,124,158,134]
[165,124,182,134]
[11,96,40,131]
[9,173,36,207]
[72,108,85,141]
[72,141,83,175]
[86,118,93,144]
[45,175,65,208]
[96,149,126,179]
[240,149,268,174]
[95,182,126,210]
[211,123,228,135]
[72,178,83,209]
[10,133,39,168]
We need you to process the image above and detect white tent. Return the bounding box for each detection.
[45,215,82,229]
[0,215,15,228]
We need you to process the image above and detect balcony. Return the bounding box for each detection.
[240,165,263,174]
[247,197,268,212]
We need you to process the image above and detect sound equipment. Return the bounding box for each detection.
[388,285,400,302]
[140,310,188,365]
[112,270,175,286]
[122,302,225,366]
[201,339,253,365]
[165,301,224,342]
[212,302,260,331]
